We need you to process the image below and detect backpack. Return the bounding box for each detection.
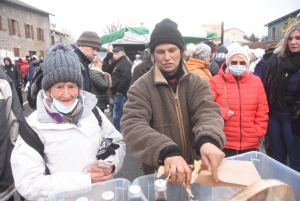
[20,107,102,175]
[27,66,43,109]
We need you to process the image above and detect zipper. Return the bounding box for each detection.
[169,86,187,160]
[237,80,242,150]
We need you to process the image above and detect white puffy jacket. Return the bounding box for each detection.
[11,91,126,201]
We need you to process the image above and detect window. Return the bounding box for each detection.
[0,16,2,30]
[24,24,34,39]
[271,26,278,39]
[14,48,20,57]
[51,36,55,45]
[29,51,36,56]
[8,18,21,36]
[37,28,44,41]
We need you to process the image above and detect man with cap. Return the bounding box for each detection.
[215,45,228,68]
[72,31,102,92]
[121,18,226,184]
[111,46,131,132]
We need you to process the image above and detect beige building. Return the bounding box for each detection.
[213,27,252,45]
[0,0,53,60]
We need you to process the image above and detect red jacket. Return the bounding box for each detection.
[209,64,269,150]
[20,60,29,79]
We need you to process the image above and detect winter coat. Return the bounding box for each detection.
[186,58,212,81]
[16,58,22,70]
[89,66,109,110]
[253,58,265,79]
[27,62,40,82]
[209,64,269,150]
[20,60,29,79]
[11,90,126,201]
[121,62,225,169]
[2,57,23,88]
[0,68,24,200]
[209,58,219,76]
[131,54,153,85]
[111,56,131,96]
[72,44,92,92]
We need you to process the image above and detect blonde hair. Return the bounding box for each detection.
[280,21,300,57]
[90,56,101,67]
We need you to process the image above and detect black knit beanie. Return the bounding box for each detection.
[149,18,184,53]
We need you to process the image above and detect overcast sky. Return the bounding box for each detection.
[21,0,300,40]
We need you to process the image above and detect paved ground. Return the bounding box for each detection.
[14,92,144,200]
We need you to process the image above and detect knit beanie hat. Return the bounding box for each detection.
[216,45,228,54]
[42,43,83,90]
[149,18,184,53]
[77,31,102,50]
[226,48,250,69]
[194,44,211,60]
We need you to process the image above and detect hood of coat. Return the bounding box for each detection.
[36,90,98,124]
[218,62,251,83]
[22,60,28,65]
[89,66,103,73]
[186,57,209,71]
[3,57,12,67]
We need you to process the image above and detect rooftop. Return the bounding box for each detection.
[224,27,245,33]
[3,0,54,16]
[264,9,300,27]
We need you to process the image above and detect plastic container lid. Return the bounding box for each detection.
[129,185,142,197]
[101,191,115,201]
[154,179,167,191]
[75,197,89,201]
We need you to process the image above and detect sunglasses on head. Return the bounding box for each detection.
[230,61,246,65]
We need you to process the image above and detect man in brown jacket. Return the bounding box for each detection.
[121,18,226,184]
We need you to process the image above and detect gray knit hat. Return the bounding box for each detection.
[42,43,83,90]
[216,45,228,54]
[194,44,211,60]
[77,31,102,50]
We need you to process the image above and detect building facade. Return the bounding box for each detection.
[212,27,252,45]
[265,9,300,42]
[0,0,53,60]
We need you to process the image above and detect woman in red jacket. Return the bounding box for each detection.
[209,48,269,157]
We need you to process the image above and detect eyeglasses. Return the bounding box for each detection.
[230,61,246,65]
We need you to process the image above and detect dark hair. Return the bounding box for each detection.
[103,52,113,63]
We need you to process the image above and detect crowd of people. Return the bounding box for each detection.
[0,19,300,201]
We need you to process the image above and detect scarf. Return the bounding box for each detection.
[269,52,300,107]
[161,61,184,92]
[42,90,84,124]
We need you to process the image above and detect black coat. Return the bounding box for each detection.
[2,57,23,88]
[131,54,153,85]
[89,66,109,110]
[111,56,131,96]
[72,44,92,92]
[209,58,220,76]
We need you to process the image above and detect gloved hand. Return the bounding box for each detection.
[97,138,120,160]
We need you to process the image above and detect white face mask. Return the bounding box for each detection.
[52,97,79,114]
[228,65,247,76]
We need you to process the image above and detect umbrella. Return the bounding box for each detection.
[182,31,218,44]
[101,27,150,45]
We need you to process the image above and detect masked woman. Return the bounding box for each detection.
[209,47,269,157]
[11,44,126,200]
[263,22,300,172]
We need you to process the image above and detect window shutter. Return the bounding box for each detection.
[8,18,13,35]
[0,16,2,30]
[37,27,39,40]
[14,48,20,57]
[17,21,21,37]
[42,29,44,41]
[275,26,278,37]
[31,25,34,39]
[24,23,27,38]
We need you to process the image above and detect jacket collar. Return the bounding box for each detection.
[89,66,103,73]
[186,58,209,70]
[72,44,92,65]
[153,61,190,84]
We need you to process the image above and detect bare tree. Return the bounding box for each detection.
[59,27,76,44]
[102,21,126,34]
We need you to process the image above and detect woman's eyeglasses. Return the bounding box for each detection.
[230,61,246,65]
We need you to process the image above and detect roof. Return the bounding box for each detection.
[51,29,69,36]
[224,27,245,33]
[264,8,300,26]
[3,0,54,16]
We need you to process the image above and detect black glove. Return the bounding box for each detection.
[96,138,120,160]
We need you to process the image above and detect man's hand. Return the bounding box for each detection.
[164,156,191,184]
[200,143,225,182]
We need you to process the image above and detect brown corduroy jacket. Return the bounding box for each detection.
[121,62,226,168]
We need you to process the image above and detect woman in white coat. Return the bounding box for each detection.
[11,43,126,201]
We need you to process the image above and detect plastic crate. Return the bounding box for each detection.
[132,151,300,201]
[46,178,130,201]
